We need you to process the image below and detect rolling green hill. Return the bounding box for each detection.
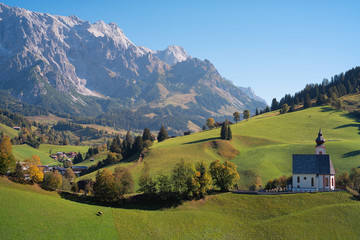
[12,144,90,165]
[1,177,360,239]
[0,123,19,139]
[80,106,360,189]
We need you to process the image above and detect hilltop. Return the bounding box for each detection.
[79,105,360,189]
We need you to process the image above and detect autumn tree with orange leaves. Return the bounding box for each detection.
[25,155,44,183]
[0,136,15,175]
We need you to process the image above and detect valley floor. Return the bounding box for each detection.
[1,177,360,240]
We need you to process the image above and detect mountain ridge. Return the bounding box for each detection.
[0,3,266,133]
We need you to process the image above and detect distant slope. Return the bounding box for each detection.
[0,123,19,139]
[1,177,360,239]
[80,105,360,188]
[12,144,89,165]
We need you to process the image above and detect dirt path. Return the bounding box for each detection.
[126,154,143,170]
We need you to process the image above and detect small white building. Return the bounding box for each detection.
[292,130,335,192]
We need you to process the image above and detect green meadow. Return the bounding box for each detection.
[0,123,19,139]
[80,106,360,189]
[12,144,90,165]
[2,106,360,239]
[1,177,360,240]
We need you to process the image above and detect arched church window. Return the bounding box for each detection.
[311,178,314,186]
[325,178,329,187]
[297,176,300,183]
[332,178,334,187]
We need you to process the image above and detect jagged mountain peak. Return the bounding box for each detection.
[0,3,266,132]
[155,45,189,65]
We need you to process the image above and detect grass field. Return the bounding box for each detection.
[0,123,19,139]
[74,151,109,167]
[1,177,360,239]
[80,106,360,189]
[12,144,90,165]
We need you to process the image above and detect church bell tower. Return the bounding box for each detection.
[315,129,326,155]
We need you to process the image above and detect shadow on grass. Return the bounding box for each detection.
[342,150,360,158]
[182,137,220,145]
[59,190,226,211]
[320,106,339,112]
[334,124,360,129]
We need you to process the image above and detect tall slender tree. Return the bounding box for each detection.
[157,126,169,142]
[303,94,312,109]
[0,136,15,175]
[271,98,279,111]
[227,126,232,140]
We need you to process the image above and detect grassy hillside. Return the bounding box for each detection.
[80,106,360,189]
[0,123,19,139]
[74,151,109,167]
[12,144,90,165]
[1,177,360,239]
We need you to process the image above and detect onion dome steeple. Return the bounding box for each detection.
[316,128,325,146]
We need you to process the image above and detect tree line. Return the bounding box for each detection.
[261,66,360,115]
[87,159,240,204]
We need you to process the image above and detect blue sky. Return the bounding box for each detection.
[3,0,360,104]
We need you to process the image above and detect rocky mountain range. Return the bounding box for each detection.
[0,3,266,133]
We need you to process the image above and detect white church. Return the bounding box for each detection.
[291,130,336,192]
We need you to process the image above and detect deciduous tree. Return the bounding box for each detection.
[0,136,15,175]
[206,118,215,129]
[171,159,198,198]
[233,112,240,123]
[243,110,250,121]
[64,168,76,181]
[138,162,156,194]
[94,169,117,202]
[42,171,62,191]
[25,155,43,183]
[194,161,212,198]
[114,167,134,195]
[209,160,239,191]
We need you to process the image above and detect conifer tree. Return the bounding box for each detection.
[227,126,232,140]
[271,98,279,111]
[255,108,259,116]
[303,94,312,109]
[11,161,25,182]
[157,126,168,142]
[220,123,228,140]
[142,128,153,142]
[110,136,122,153]
[133,136,144,153]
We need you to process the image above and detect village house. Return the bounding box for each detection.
[292,130,335,192]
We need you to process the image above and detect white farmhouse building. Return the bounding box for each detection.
[292,130,335,192]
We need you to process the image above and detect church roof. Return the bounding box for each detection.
[292,154,335,175]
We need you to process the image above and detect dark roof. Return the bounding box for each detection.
[292,154,335,174]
